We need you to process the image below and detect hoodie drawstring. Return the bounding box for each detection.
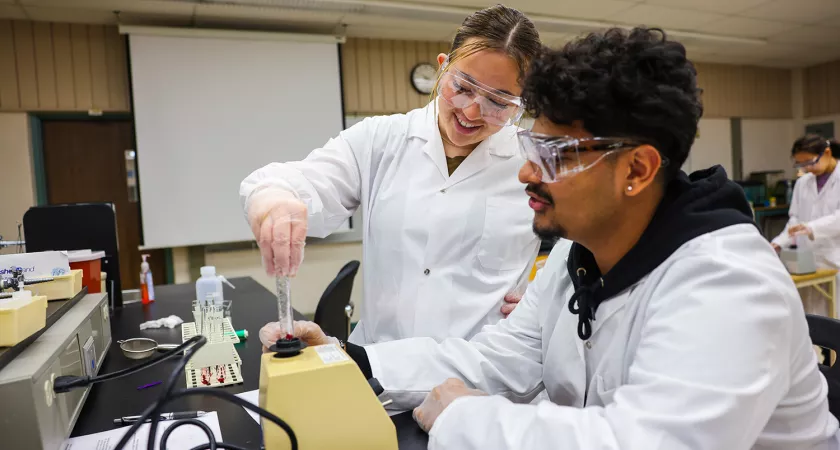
[569,274,604,340]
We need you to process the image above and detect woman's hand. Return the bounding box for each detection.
[788,224,815,240]
[247,188,308,277]
[260,321,338,351]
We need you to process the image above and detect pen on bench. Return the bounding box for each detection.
[136,381,161,390]
[113,411,208,425]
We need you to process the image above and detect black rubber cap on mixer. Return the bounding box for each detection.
[270,337,307,358]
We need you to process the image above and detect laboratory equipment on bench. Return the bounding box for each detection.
[0,266,54,296]
[0,290,48,346]
[0,291,110,450]
[259,276,398,450]
[781,234,818,275]
[180,300,243,388]
[117,338,180,360]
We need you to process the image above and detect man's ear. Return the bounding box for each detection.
[624,145,661,196]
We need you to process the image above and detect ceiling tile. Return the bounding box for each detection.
[643,0,767,15]
[738,0,840,24]
[693,16,799,38]
[608,4,724,30]
[769,25,840,46]
[509,0,638,21]
[0,5,26,19]
[0,0,18,4]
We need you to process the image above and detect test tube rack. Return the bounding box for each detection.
[180,302,243,389]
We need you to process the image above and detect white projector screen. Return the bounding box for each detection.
[128,30,344,248]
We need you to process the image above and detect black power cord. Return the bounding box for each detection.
[55,335,298,450]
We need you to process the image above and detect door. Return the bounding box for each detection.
[41,120,165,290]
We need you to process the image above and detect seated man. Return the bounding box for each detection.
[261,27,839,449]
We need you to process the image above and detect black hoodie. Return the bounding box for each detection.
[567,165,756,340]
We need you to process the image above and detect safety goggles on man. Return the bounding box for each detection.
[792,153,822,169]
[437,64,524,126]
[517,130,648,183]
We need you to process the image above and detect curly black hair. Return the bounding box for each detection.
[522,27,703,181]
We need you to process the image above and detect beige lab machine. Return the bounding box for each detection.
[259,340,398,450]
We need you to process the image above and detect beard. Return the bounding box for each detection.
[533,219,566,241]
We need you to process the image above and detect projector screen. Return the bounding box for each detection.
[127,29,344,249]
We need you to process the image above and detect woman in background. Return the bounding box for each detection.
[772,134,840,315]
[244,5,543,346]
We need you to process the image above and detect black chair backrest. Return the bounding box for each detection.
[23,203,123,307]
[313,260,361,342]
[806,314,840,418]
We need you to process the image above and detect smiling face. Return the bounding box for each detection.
[436,42,522,149]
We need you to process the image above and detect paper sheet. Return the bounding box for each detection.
[236,390,261,424]
[63,412,222,450]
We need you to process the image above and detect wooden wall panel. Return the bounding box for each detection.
[52,23,77,109]
[0,20,20,109]
[70,24,92,110]
[343,39,791,119]
[694,62,792,119]
[342,38,448,115]
[88,25,110,109]
[341,38,359,115]
[104,26,129,110]
[804,60,840,118]
[13,21,38,109]
[0,20,130,112]
[33,22,57,109]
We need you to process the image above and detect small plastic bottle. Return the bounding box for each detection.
[140,254,155,304]
[196,266,224,306]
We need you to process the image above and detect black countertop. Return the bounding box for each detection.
[71,276,427,449]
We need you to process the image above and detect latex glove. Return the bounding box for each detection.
[413,379,487,433]
[771,243,781,254]
[259,320,338,350]
[246,187,308,277]
[789,224,815,241]
[501,292,522,317]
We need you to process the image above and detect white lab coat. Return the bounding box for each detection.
[367,225,840,450]
[240,103,539,345]
[772,171,840,315]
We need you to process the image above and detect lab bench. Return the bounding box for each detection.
[792,269,838,319]
[71,276,427,450]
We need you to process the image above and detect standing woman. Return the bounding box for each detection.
[772,134,840,316]
[243,5,543,345]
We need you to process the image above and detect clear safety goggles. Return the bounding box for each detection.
[793,153,822,169]
[437,65,524,126]
[517,130,648,183]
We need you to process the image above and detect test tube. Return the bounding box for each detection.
[275,276,294,340]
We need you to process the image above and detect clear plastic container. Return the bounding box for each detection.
[196,266,224,306]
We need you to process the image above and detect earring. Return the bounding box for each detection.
[627,186,633,192]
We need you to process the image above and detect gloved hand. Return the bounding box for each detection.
[246,187,308,277]
[413,379,487,433]
[789,224,815,241]
[259,320,338,350]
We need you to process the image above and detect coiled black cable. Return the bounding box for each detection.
[57,334,297,450]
